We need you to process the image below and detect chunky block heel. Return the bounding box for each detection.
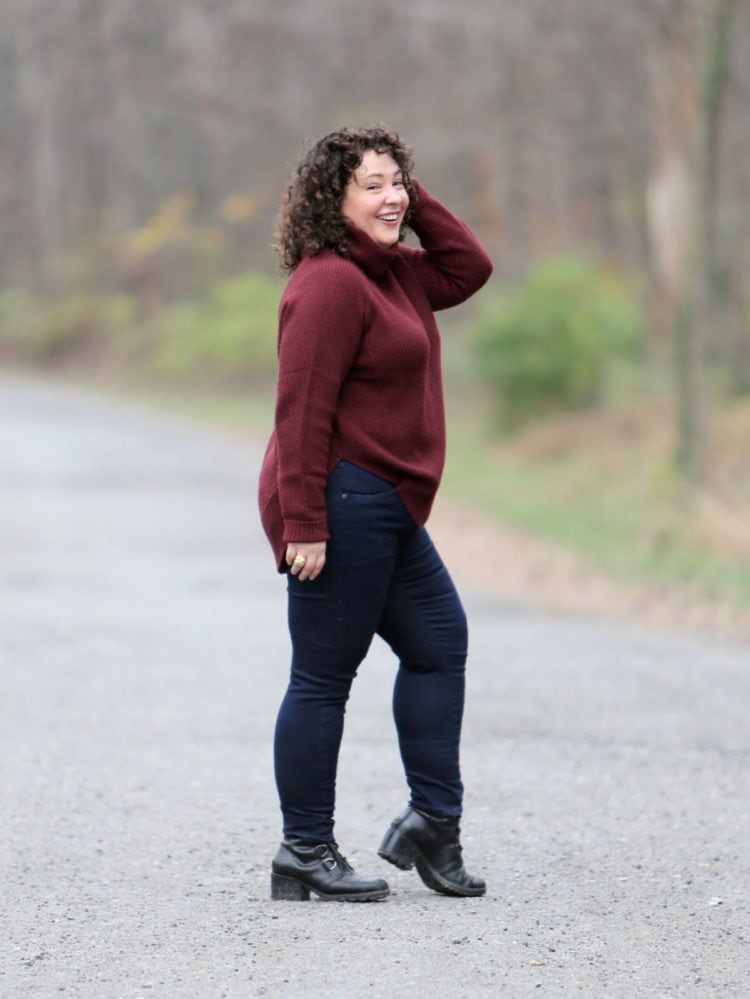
[271,873,310,900]
[378,807,486,896]
[378,826,418,870]
[270,840,390,901]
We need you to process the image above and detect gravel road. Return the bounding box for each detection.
[2,374,749,998]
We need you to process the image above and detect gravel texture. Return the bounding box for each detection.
[2,374,749,998]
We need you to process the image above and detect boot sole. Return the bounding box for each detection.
[270,872,389,902]
[378,826,486,898]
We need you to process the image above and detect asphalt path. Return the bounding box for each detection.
[2,373,749,998]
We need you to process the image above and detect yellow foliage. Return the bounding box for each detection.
[193,227,225,257]
[126,195,195,261]
[218,195,258,225]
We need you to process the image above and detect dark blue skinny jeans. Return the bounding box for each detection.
[274,460,467,843]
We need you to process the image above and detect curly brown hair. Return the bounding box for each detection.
[274,125,416,273]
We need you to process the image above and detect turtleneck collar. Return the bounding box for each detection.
[344,224,401,279]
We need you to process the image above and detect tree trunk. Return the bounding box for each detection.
[675,0,737,483]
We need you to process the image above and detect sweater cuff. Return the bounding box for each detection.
[282,518,330,543]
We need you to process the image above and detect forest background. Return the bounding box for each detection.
[1,0,749,620]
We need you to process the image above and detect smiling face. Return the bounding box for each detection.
[340,149,410,248]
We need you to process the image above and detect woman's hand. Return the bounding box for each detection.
[286,541,327,582]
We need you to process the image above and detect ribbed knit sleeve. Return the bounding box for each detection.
[274,257,368,543]
[402,181,493,310]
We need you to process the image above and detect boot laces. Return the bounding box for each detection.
[322,842,352,873]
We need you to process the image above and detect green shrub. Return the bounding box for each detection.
[0,289,35,360]
[0,270,280,384]
[146,272,280,384]
[0,290,139,366]
[473,257,644,431]
[29,293,139,363]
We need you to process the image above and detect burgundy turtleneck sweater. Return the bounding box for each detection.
[258,181,493,571]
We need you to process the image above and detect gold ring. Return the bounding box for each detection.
[292,554,306,568]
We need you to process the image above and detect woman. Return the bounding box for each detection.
[258,125,493,902]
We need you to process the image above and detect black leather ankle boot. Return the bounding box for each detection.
[378,807,486,897]
[271,838,390,902]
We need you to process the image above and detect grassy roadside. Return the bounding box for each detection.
[443,398,750,609]
[111,372,750,613]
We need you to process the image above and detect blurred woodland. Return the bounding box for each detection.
[1,0,749,606]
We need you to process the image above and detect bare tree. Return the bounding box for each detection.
[674,0,739,482]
